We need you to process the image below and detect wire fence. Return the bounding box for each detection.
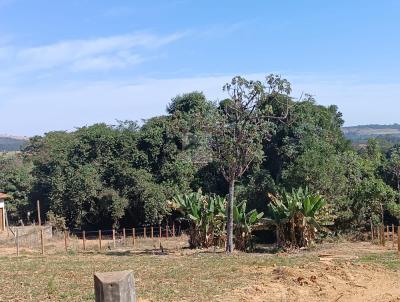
[370,223,400,251]
[0,223,187,256]
[7,222,400,256]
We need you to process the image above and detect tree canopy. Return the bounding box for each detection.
[1,74,399,249]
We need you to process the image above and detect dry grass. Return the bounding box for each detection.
[0,239,400,301]
[0,236,315,302]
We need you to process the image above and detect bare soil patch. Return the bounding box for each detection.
[219,242,400,302]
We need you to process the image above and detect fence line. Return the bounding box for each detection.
[6,222,184,256]
[371,223,400,253]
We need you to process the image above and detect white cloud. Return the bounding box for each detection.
[0,32,185,75]
[70,53,144,72]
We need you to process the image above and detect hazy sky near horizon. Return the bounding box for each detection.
[1,0,400,136]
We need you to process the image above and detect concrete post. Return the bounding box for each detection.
[94,270,136,302]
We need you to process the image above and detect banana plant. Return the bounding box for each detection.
[300,191,326,245]
[233,200,264,251]
[268,187,326,247]
[170,190,226,248]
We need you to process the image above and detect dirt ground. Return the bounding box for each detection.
[222,241,400,302]
[0,238,399,301]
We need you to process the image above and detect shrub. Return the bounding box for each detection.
[268,187,326,247]
[170,191,263,250]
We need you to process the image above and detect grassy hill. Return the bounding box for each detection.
[0,136,28,152]
[342,124,400,145]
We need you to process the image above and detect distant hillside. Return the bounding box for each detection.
[343,124,400,145]
[0,135,28,152]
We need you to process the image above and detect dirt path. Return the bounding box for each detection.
[218,242,400,302]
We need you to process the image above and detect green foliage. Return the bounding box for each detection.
[170,191,226,248]
[351,177,397,225]
[385,145,400,194]
[46,210,66,231]
[233,200,264,251]
[0,153,33,223]
[26,123,170,228]
[171,191,263,251]
[268,187,326,247]
[4,74,400,243]
[210,74,291,252]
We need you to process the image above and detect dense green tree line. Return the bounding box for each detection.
[1,75,400,237]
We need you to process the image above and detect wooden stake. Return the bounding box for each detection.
[379,225,382,245]
[37,200,41,226]
[151,226,154,239]
[40,229,44,255]
[123,228,126,246]
[172,223,175,237]
[16,229,19,256]
[99,230,102,251]
[380,225,382,245]
[166,225,169,238]
[392,224,395,248]
[158,225,162,244]
[144,226,147,239]
[83,230,86,251]
[370,219,374,241]
[398,227,400,254]
[64,230,68,252]
[132,228,135,246]
[387,225,390,241]
[112,229,116,248]
[381,225,385,246]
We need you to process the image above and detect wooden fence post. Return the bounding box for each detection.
[376,226,380,245]
[64,230,68,252]
[99,230,102,251]
[381,225,385,246]
[398,227,400,254]
[143,227,147,239]
[370,219,374,241]
[392,224,395,248]
[94,270,136,302]
[379,225,382,245]
[83,230,86,251]
[112,229,116,248]
[166,225,169,239]
[40,229,44,255]
[172,223,175,238]
[37,200,41,226]
[16,229,19,256]
[151,226,154,239]
[387,225,390,241]
[123,228,126,246]
[132,228,135,246]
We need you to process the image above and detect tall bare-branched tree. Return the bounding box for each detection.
[210,74,291,253]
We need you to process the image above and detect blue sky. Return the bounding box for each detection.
[1,0,400,136]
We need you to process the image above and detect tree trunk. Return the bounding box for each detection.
[226,179,235,253]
